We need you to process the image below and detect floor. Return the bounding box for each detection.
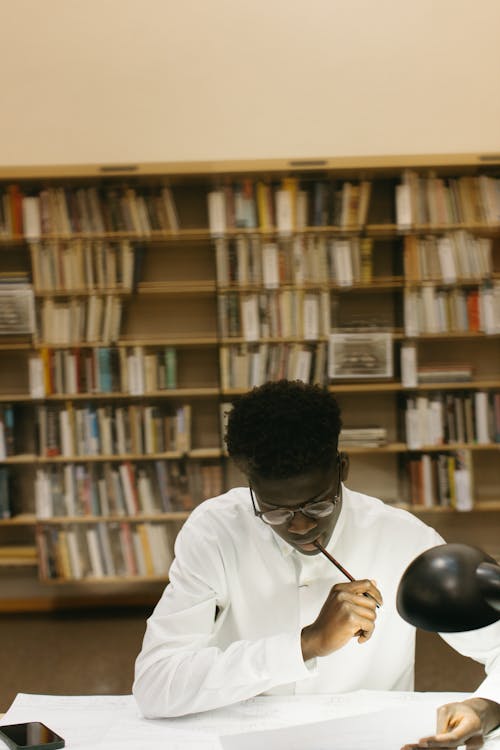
[0,607,486,712]
[0,607,150,711]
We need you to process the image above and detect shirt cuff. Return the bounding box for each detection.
[263,628,319,684]
[472,675,500,706]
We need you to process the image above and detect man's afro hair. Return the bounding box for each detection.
[225,380,342,479]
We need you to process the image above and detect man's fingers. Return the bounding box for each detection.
[400,731,484,750]
[346,594,379,614]
[401,700,486,750]
[346,603,377,642]
[336,579,383,607]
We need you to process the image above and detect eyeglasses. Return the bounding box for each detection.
[249,459,342,527]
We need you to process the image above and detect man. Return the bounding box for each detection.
[134,380,500,748]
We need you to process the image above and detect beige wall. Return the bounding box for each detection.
[1,0,499,166]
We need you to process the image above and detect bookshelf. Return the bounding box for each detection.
[0,153,499,608]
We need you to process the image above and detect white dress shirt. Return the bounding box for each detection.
[133,485,500,718]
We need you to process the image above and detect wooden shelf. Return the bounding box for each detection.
[406,332,500,341]
[414,444,500,452]
[0,514,36,526]
[0,454,36,465]
[406,223,500,237]
[220,336,328,345]
[0,388,220,403]
[405,274,500,288]
[1,449,223,464]
[218,278,405,293]
[0,152,499,181]
[4,381,500,403]
[136,281,216,294]
[342,443,500,454]
[0,546,37,567]
[328,382,403,394]
[37,512,190,524]
[34,288,132,297]
[396,501,500,514]
[36,449,221,462]
[0,394,34,403]
[40,575,169,584]
[5,444,500,465]
[6,229,213,242]
[117,336,219,347]
[43,388,220,400]
[223,380,500,395]
[409,380,500,391]
[341,443,407,453]
[0,235,26,246]
[223,383,400,395]
[2,222,500,244]
[30,335,218,349]
[34,281,218,296]
[220,332,406,344]
[0,341,33,351]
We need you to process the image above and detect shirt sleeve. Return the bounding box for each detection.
[133,513,315,718]
[440,622,500,706]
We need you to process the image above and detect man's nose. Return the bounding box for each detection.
[287,511,316,535]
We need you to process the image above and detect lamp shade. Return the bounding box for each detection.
[396,543,500,632]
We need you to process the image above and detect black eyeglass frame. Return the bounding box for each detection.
[249,456,343,527]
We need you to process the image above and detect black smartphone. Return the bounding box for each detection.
[0,722,65,750]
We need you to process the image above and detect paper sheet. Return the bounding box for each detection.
[3,691,500,750]
[220,704,438,750]
[0,694,135,749]
[107,691,456,736]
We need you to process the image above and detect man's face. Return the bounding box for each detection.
[249,461,344,556]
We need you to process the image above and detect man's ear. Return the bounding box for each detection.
[339,451,349,481]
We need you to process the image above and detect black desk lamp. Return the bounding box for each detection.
[396,543,500,632]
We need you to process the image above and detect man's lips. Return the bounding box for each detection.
[291,535,320,546]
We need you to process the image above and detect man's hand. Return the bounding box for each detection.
[301,579,382,661]
[401,697,500,749]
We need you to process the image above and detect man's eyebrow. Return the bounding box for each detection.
[260,483,336,508]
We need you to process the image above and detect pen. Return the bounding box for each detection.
[313,540,381,608]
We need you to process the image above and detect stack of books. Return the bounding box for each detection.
[417,364,474,383]
[339,427,388,448]
[0,272,35,335]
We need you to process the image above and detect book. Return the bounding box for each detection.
[207,190,226,236]
[22,196,41,239]
[261,243,280,289]
[417,364,473,384]
[0,405,16,458]
[474,391,491,443]
[0,468,11,518]
[0,288,35,334]
[275,190,293,235]
[256,181,273,231]
[241,294,260,341]
[454,450,474,512]
[400,344,417,388]
[339,427,387,448]
[359,238,373,283]
[396,183,412,229]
